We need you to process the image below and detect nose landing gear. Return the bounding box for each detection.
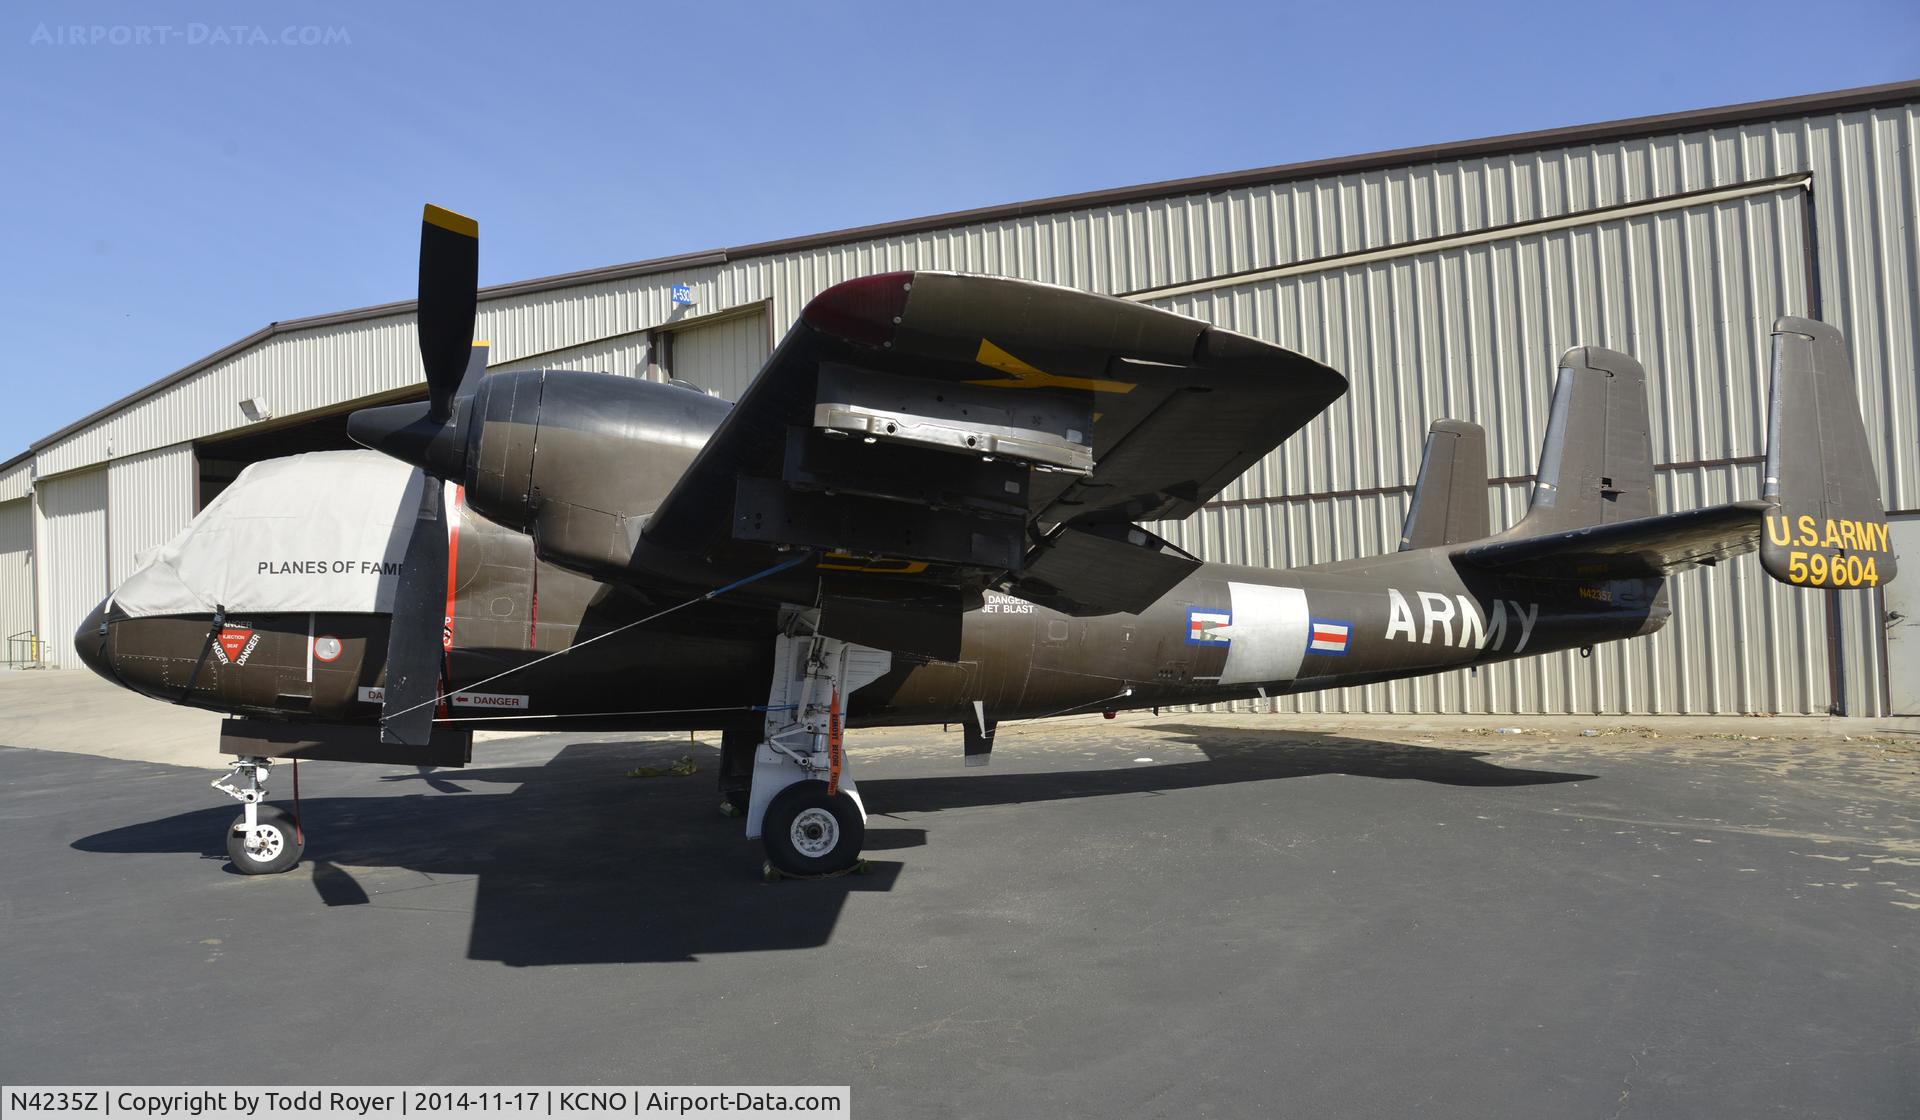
[225,805,303,874]
[212,757,304,875]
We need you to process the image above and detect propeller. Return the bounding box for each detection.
[346,205,480,478]
[349,205,482,746]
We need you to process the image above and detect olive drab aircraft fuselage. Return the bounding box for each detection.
[75,205,1898,878]
[85,503,1661,734]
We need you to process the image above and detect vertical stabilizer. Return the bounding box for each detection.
[1759,317,1897,587]
[1517,346,1654,535]
[1457,321,1893,592]
[1399,419,1490,549]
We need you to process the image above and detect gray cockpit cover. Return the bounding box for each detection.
[110,450,426,619]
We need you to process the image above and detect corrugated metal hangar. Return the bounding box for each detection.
[4,81,1916,716]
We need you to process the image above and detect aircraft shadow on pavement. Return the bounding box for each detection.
[71,728,1592,967]
[861,723,1594,815]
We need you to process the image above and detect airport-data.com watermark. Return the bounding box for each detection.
[28,22,351,47]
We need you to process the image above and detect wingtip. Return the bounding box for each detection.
[802,271,916,346]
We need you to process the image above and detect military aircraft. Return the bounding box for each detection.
[75,205,1897,879]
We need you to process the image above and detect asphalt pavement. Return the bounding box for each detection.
[2,678,1916,1118]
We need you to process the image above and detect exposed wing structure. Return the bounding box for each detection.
[1454,500,1770,580]
[640,272,1345,630]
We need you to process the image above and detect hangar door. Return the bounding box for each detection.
[1887,514,1920,715]
[109,445,196,584]
[36,467,108,669]
[1148,179,1835,714]
[0,499,32,661]
[666,308,769,401]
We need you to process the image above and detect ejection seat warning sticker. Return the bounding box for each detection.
[211,628,259,666]
[0,1086,851,1120]
[356,687,528,710]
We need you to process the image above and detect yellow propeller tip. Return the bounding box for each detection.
[423,204,478,239]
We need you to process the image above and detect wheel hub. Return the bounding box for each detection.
[243,825,284,862]
[790,806,839,857]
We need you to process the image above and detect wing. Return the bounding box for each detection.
[640,272,1345,631]
[1454,501,1770,580]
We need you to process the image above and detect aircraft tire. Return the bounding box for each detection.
[762,780,863,878]
[225,807,304,875]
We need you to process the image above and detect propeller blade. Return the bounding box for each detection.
[417,204,478,422]
[356,212,483,748]
[380,474,451,747]
[455,341,490,401]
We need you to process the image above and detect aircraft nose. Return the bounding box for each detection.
[73,598,114,682]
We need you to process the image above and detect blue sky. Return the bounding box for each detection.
[3,0,1914,459]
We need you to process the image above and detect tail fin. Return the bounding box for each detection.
[1456,320,1894,590]
[1399,419,1490,550]
[1516,347,1655,535]
[1758,317,1897,588]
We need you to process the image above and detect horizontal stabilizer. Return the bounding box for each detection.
[1758,318,1897,589]
[1457,501,1770,580]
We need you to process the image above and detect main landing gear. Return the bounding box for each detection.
[745,608,892,878]
[213,757,304,875]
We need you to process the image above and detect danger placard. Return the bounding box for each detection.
[213,628,260,666]
[357,687,529,711]
[450,692,529,711]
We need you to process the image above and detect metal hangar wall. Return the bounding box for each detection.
[3,81,1915,716]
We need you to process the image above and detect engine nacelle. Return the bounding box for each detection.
[452,370,730,576]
